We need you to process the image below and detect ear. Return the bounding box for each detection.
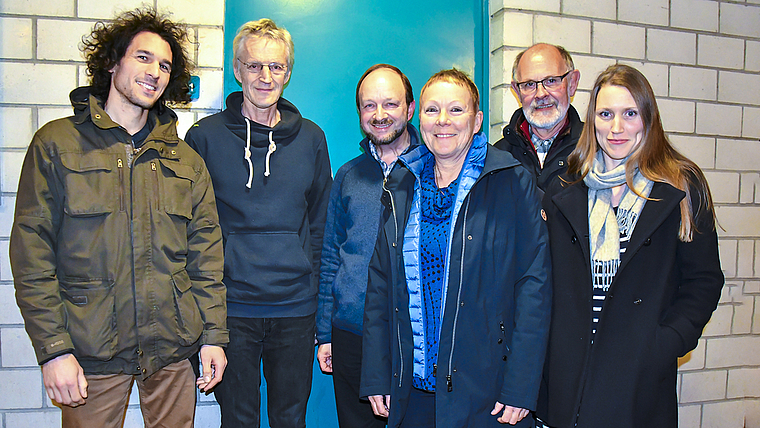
[566,69,581,97]
[510,81,523,106]
[233,60,242,84]
[475,110,484,132]
[284,69,291,85]
[407,100,416,121]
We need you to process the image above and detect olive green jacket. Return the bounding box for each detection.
[10,88,228,378]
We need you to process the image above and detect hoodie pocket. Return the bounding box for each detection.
[59,277,118,359]
[224,232,313,300]
[172,269,203,346]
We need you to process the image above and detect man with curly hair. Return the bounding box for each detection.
[9,7,227,427]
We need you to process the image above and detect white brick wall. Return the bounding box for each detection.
[490,0,760,426]
[0,0,225,425]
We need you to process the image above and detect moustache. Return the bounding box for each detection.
[371,118,394,126]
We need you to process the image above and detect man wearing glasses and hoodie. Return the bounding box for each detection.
[185,18,332,428]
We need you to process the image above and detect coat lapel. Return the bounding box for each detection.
[617,182,685,273]
[552,182,592,264]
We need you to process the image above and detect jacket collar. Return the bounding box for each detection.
[551,178,686,271]
[359,123,421,160]
[505,104,583,155]
[617,181,684,272]
[69,86,180,148]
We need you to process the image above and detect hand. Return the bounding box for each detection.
[41,353,88,407]
[317,343,332,373]
[491,402,529,425]
[196,345,227,392]
[368,394,390,417]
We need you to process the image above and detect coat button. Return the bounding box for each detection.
[571,236,578,244]
[643,238,651,246]
[137,349,143,356]
[392,242,396,247]
[634,299,642,305]
[142,368,147,374]
[467,235,472,240]
[393,373,398,378]
[502,355,507,361]
[558,160,565,166]
[94,114,101,119]
[460,301,465,307]
[497,338,503,344]
[395,307,399,312]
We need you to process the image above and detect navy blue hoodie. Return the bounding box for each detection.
[186,91,332,318]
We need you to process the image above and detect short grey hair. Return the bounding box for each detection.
[233,18,294,69]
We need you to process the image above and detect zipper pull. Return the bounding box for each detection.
[446,375,452,392]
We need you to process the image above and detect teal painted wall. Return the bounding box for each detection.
[221,1,487,425]
[225,0,488,172]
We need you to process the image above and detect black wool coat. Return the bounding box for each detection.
[538,177,724,428]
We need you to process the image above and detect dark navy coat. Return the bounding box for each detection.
[361,141,551,428]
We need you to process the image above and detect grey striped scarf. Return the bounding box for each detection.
[584,152,653,292]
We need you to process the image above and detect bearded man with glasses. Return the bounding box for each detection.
[494,43,582,190]
[185,18,332,428]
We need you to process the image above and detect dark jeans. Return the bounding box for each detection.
[399,387,436,428]
[214,315,315,428]
[332,327,387,428]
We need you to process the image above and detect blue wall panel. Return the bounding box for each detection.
[221,1,487,426]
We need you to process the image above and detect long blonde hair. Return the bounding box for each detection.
[567,64,715,242]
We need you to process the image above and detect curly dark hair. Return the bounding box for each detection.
[81,7,193,104]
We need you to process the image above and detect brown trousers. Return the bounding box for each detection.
[61,359,196,428]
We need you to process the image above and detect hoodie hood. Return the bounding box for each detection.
[221,91,303,147]
[222,91,305,187]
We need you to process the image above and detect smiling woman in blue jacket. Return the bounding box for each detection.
[360,69,552,428]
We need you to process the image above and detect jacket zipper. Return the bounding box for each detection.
[446,196,471,393]
[383,177,404,388]
[117,158,125,212]
[150,161,160,210]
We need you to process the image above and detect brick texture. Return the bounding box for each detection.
[489,0,760,425]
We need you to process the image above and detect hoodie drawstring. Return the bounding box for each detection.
[244,118,254,188]
[264,130,277,177]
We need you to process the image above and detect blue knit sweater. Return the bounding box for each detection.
[316,125,420,343]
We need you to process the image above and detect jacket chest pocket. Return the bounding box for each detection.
[59,152,117,216]
[154,159,194,221]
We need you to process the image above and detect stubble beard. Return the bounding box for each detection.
[364,119,407,146]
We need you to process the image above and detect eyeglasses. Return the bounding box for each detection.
[237,58,288,76]
[515,70,572,94]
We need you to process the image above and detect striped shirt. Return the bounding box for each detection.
[591,207,631,338]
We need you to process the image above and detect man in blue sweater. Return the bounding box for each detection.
[316,64,420,427]
[185,19,332,428]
